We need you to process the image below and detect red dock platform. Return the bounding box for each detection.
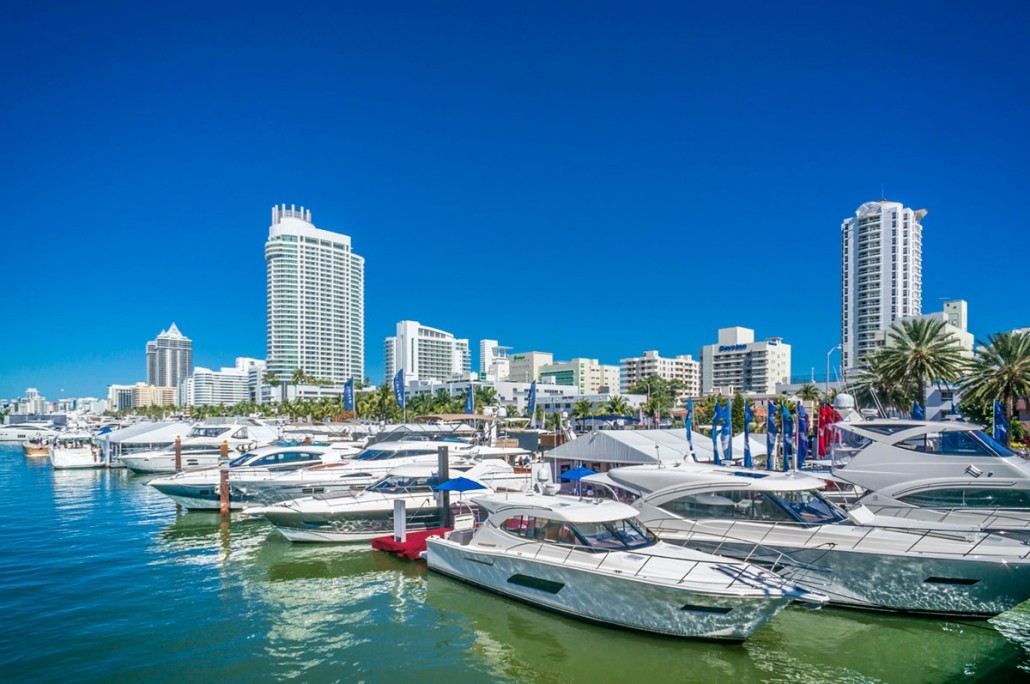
[370,528,451,560]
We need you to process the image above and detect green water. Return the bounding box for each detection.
[1,445,1027,683]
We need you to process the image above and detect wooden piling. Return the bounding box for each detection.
[438,445,451,529]
[219,440,230,520]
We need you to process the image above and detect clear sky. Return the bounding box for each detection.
[2,1,1027,400]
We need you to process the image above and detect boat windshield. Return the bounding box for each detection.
[188,427,231,438]
[895,430,1016,457]
[658,488,845,526]
[501,514,656,551]
[355,448,438,461]
[367,474,439,494]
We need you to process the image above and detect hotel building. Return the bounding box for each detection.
[385,320,471,383]
[265,204,365,383]
[539,358,621,395]
[841,200,924,370]
[700,327,791,395]
[507,352,553,383]
[479,339,511,381]
[620,350,701,396]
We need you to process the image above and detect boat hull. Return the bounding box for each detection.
[50,448,104,469]
[426,539,793,641]
[260,500,446,543]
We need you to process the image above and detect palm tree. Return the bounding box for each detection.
[572,399,594,430]
[504,404,520,419]
[959,331,1030,446]
[605,395,631,416]
[850,350,909,416]
[876,318,966,408]
[797,384,821,403]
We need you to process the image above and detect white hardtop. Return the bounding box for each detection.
[471,492,640,523]
[591,464,828,496]
[834,419,989,443]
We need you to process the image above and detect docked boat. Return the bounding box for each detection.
[0,422,59,443]
[588,464,1030,618]
[245,461,520,543]
[22,438,50,457]
[120,419,280,473]
[829,419,1030,491]
[146,445,340,510]
[425,492,826,641]
[50,432,104,469]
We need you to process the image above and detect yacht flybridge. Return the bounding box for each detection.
[587,464,1030,618]
[120,419,280,473]
[426,492,826,641]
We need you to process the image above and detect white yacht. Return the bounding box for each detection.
[0,423,59,443]
[147,445,339,510]
[50,432,104,469]
[246,462,503,543]
[845,476,1030,541]
[120,419,280,473]
[426,492,826,642]
[234,439,529,494]
[587,464,1030,618]
[829,419,1030,492]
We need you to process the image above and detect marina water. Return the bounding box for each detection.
[2,444,1029,683]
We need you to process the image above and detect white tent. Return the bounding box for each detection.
[547,428,770,468]
[96,421,192,465]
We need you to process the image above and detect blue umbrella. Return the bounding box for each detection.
[434,476,488,492]
[559,466,597,481]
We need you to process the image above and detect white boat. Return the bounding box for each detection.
[49,432,104,469]
[829,419,1030,491]
[426,492,826,642]
[146,445,340,510]
[22,438,50,457]
[0,422,59,442]
[588,464,1030,618]
[246,461,513,543]
[119,419,280,473]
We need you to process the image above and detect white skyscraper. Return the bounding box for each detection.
[265,204,364,383]
[146,323,192,389]
[841,200,924,369]
[479,339,511,381]
[385,321,470,383]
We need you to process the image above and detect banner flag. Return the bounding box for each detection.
[766,400,777,470]
[743,402,754,468]
[343,378,355,412]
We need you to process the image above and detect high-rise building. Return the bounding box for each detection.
[479,339,511,381]
[385,321,471,383]
[265,204,364,384]
[700,327,791,395]
[146,323,192,389]
[841,200,924,370]
[620,350,701,396]
[539,358,621,395]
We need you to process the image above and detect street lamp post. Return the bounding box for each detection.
[826,345,841,396]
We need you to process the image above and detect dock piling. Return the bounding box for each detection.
[219,440,230,520]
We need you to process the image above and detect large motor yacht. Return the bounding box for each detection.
[245,461,515,542]
[587,464,1030,618]
[0,422,59,443]
[146,445,339,510]
[120,419,280,473]
[426,492,826,642]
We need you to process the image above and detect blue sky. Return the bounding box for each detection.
[2,1,1027,400]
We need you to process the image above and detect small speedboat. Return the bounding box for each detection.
[426,492,826,642]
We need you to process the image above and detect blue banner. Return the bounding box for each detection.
[343,378,354,412]
[781,404,794,472]
[743,402,754,468]
[712,401,723,465]
[797,402,809,468]
[721,400,733,464]
[392,369,405,409]
[766,400,777,470]
[911,402,924,420]
[464,384,475,414]
[685,399,697,462]
[994,401,1009,444]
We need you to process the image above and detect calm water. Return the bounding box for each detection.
[2,444,1030,684]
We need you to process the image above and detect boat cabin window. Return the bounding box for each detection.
[499,514,655,550]
[367,475,438,494]
[898,488,1030,509]
[190,427,231,438]
[356,448,438,461]
[232,428,249,439]
[658,488,842,525]
[895,430,1012,457]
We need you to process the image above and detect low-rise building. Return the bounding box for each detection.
[620,350,701,396]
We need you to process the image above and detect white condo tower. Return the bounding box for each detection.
[841,200,924,370]
[265,204,365,384]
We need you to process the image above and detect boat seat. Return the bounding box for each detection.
[453,514,475,531]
